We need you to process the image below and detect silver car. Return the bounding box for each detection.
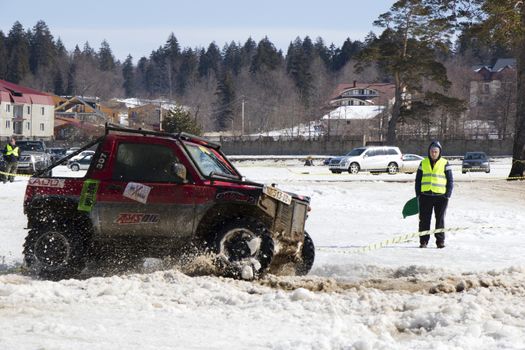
[68,154,93,171]
[401,154,424,174]
[329,146,403,174]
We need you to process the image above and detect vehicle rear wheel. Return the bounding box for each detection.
[23,223,90,280]
[213,217,274,280]
[387,162,399,174]
[349,162,360,174]
[295,231,315,276]
[71,164,80,171]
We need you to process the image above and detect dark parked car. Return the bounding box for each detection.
[462,152,490,173]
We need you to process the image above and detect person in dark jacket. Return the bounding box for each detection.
[415,141,453,248]
[2,137,20,183]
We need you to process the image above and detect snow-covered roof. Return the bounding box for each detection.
[115,97,177,110]
[321,105,385,120]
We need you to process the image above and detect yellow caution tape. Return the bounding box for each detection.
[0,170,33,178]
[316,225,501,254]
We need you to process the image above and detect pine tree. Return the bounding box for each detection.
[0,31,7,79]
[314,37,331,69]
[29,20,56,75]
[250,37,283,73]
[122,55,135,97]
[176,48,198,95]
[214,71,236,130]
[164,33,180,99]
[198,42,221,78]
[6,21,30,83]
[286,37,313,104]
[356,0,457,144]
[223,41,242,75]
[241,37,257,67]
[98,40,116,71]
[162,105,202,135]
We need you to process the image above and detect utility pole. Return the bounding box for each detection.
[159,101,163,131]
[241,95,245,136]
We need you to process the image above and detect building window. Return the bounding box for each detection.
[41,107,45,115]
[40,123,45,131]
[6,104,10,112]
[26,122,31,130]
[483,83,490,94]
[6,120,11,129]
[27,106,31,114]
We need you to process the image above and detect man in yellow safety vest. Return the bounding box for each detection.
[415,140,454,248]
[2,137,20,183]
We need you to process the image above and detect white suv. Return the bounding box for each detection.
[328,146,403,174]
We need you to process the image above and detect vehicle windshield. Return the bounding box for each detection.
[184,142,239,178]
[465,153,485,160]
[17,141,44,152]
[345,148,366,157]
[50,149,65,154]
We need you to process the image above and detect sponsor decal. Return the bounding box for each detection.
[123,182,152,204]
[28,178,65,188]
[78,179,100,212]
[115,213,160,224]
[216,191,255,204]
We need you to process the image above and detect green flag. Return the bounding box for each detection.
[402,197,419,218]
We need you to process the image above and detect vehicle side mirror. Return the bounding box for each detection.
[171,162,187,182]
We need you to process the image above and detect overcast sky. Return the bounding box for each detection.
[0,0,394,62]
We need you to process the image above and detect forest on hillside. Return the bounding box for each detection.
[0,18,513,136]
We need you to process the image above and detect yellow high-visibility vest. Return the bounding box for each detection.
[5,144,19,157]
[421,157,447,194]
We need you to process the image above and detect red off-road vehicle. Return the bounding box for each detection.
[23,124,314,280]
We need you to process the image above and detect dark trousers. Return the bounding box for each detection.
[419,194,448,244]
[2,161,17,183]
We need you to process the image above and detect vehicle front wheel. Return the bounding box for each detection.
[348,163,360,174]
[295,231,315,276]
[23,223,89,280]
[213,217,274,280]
[387,162,399,174]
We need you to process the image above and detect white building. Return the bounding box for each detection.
[0,79,54,140]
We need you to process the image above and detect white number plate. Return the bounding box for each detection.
[263,185,292,205]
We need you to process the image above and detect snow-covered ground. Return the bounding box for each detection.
[1,158,525,349]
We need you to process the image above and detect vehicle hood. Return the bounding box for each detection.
[213,179,310,204]
[20,150,47,156]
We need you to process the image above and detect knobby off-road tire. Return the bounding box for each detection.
[23,222,90,280]
[213,217,274,280]
[295,231,315,276]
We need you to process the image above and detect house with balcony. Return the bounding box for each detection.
[0,79,55,141]
[322,82,396,138]
[468,58,516,139]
